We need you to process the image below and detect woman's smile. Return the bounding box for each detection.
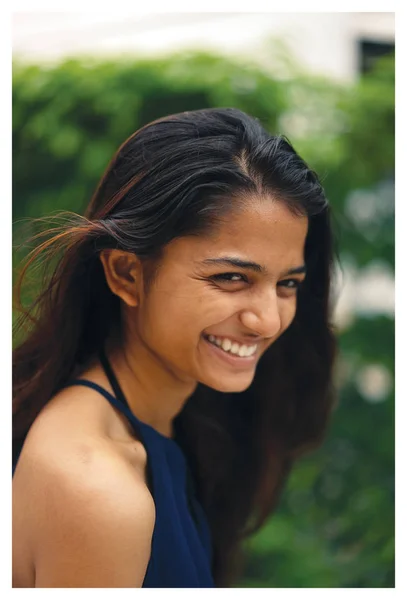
[201,333,259,368]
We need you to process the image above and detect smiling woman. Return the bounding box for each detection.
[12,108,337,588]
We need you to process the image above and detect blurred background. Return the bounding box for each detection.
[12,11,395,588]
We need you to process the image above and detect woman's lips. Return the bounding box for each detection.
[201,334,258,368]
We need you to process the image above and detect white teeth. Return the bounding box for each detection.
[205,335,257,357]
[221,339,232,352]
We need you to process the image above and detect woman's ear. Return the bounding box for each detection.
[99,249,142,308]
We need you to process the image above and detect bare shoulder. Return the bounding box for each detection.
[22,435,155,587]
[13,391,155,587]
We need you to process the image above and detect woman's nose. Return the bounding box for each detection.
[239,289,282,339]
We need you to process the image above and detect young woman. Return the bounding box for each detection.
[12,108,337,588]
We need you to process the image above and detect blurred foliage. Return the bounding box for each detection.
[12,49,394,587]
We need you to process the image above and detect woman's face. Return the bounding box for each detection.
[131,198,308,393]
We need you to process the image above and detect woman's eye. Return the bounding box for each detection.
[209,274,303,288]
[211,272,248,283]
[278,279,302,289]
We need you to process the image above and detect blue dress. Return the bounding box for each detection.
[12,350,215,588]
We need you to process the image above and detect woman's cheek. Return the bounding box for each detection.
[281,299,298,332]
[290,298,299,325]
[199,292,240,321]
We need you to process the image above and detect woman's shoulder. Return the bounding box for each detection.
[14,384,154,535]
[14,412,155,587]
[22,380,148,475]
[14,407,155,518]
[13,385,156,586]
[17,409,154,510]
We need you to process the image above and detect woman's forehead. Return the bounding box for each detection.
[164,201,308,269]
[212,201,307,238]
[207,202,305,246]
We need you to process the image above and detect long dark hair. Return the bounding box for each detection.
[13,108,337,586]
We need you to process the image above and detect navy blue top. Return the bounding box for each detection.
[12,351,215,588]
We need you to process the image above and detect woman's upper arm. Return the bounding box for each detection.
[31,446,155,588]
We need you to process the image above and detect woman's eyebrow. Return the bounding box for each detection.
[200,256,306,276]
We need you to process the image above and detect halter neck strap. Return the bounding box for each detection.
[99,346,131,411]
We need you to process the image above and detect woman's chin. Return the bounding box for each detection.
[202,374,255,394]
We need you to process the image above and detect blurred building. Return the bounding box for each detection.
[12,12,394,81]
